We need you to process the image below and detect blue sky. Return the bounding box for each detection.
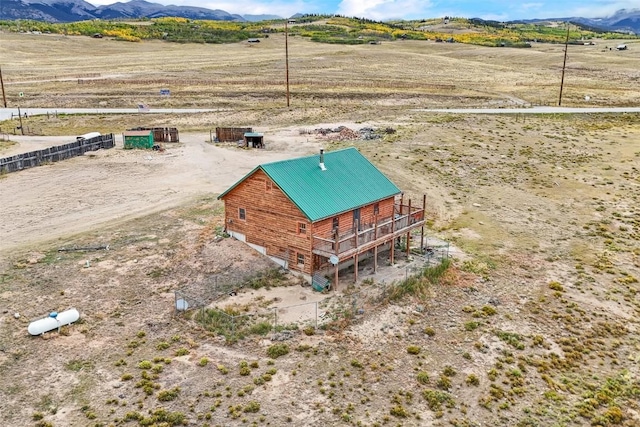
[88,1,638,21]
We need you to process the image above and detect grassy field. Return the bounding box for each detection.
[1,30,639,114]
[0,31,639,427]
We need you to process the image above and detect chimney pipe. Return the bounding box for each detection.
[319,149,326,171]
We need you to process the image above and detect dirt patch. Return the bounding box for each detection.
[1,33,639,427]
[0,122,403,253]
[0,129,312,252]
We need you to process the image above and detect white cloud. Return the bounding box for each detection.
[82,0,640,20]
[520,3,544,12]
[88,0,325,18]
[336,0,433,20]
[561,2,639,18]
[476,13,509,22]
[200,0,321,17]
[514,1,639,19]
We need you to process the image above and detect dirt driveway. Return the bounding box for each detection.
[0,128,331,253]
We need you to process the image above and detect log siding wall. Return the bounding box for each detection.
[311,197,395,240]
[221,169,314,275]
[221,170,406,278]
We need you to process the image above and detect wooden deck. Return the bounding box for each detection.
[312,203,425,262]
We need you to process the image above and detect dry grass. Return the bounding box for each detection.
[1,32,639,427]
[2,32,639,112]
[0,139,17,151]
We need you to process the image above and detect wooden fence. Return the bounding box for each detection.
[0,134,115,174]
[215,127,252,142]
[128,127,179,143]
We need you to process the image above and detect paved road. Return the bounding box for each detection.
[0,107,223,121]
[413,106,640,114]
[1,106,639,122]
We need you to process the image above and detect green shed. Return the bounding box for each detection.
[123,130,154,149]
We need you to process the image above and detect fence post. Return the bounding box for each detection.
[274,307,278,330]
[315,302,318,329]
[231,314,235,339]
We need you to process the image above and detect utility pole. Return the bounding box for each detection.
[285,19,290,107]
[558,23,570,106]
[18,106,24,135]
[0,66,7,108]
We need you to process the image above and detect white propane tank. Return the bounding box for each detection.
[76,132,101,141]
[28,308,80,336]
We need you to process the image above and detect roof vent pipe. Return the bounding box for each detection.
[319,149,327,171]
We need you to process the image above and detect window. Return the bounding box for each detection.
[374,203,379,215]
[238,208,246,220]
[332,217,339,230]
[297,253,305,265]
[298,222,307,234]
[265,180,273,191]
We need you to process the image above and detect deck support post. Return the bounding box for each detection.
[374,245,378,273]
[421,194,426,253]
[354,253,359,283]
[354,220,360,283]
[390,213,395,265]
[334,227,339,291]
[373,218,378,272]
[406,199,412,258]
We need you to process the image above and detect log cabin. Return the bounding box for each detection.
[218,148,426,290]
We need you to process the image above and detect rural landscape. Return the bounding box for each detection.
[1,14,640,427]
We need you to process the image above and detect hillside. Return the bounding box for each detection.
[2,0,640,35]
[520,8,640,35]
[0,15,636,47]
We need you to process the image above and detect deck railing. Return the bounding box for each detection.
[312,204,424,258]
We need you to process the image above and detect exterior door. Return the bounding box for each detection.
[353,208,361,231]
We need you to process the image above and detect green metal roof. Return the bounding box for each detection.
[219,147,401,222]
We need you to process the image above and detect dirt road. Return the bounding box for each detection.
[0,131,323,253]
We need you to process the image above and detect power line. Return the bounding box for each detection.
[285,20,290,107]
[558,23,570,106]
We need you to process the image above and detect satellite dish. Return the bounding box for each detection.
[585,95,591,101]
[329,255,339,265]
[175,298,189,311]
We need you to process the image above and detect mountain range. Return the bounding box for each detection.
[516,8,640,35]
[0,0,245,22]
[1,0,639,34]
